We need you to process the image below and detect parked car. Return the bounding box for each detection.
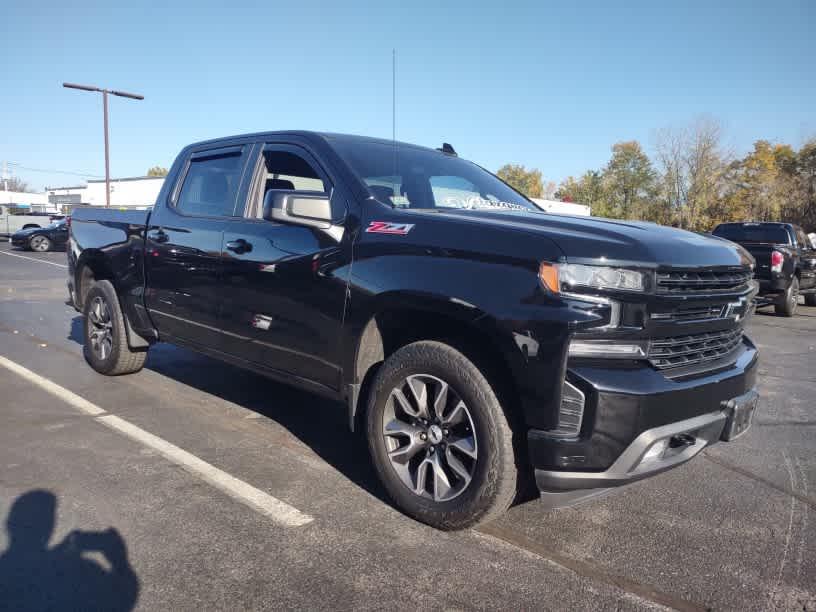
[712,222,816,314]
[68,131,759,529]
[11,219,69,252]
[0,205,50,237]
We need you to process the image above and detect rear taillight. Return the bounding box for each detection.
[65,216,71,229]
[771,250,783,273]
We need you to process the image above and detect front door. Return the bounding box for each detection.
[144,145,250,348]
[218,143,351,391]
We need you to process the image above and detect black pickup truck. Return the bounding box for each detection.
[712,222,816,316]
[68,131,759,529]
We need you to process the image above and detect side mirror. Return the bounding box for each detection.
[263,190,332,229]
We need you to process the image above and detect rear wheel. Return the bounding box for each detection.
[28,235,52,252]
[805,293,816,307]
[775,276,799,317]
[83,280,147,375]
[366,341,518,530]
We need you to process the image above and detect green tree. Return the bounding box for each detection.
[496,164,543,198]
[146,166,169,177]
[557,171,606,213]
[601,141,658,219]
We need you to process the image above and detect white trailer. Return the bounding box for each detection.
[0,205,52,237]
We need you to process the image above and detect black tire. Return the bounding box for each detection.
[366,341,518,530]
[82,280,147,375]
[28,235,52,252]
[775,276,799,317]
[805,293,816,307]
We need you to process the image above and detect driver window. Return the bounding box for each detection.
[256,148,343,220]
[262,151,327,196]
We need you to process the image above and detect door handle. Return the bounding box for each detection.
[148,228,168,243]
[225,238,252,254]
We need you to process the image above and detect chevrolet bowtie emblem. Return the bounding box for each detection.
[722,297,747,321]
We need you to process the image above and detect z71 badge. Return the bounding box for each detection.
[365,221,415,235]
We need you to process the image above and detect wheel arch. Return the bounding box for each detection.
[347,293,522,433]
[74,249,118,311]
[74,250,151,350]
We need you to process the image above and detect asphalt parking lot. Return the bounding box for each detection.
[0,242,814,611]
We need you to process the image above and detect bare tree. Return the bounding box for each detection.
[654,117,729,230]
[654,126,688,226]
[1,176,32,193]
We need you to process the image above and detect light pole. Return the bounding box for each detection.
[63,82,143,207]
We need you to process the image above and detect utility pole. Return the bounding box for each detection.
[63,82,144,207]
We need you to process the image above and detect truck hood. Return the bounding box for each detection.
[429,209,752,268]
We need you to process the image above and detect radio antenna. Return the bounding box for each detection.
[392,48,397,204]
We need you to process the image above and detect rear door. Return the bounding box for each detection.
[218,142,351,391]
[144,145,252,348]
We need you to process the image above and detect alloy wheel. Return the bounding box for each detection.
[30,236,49,252]
[382,374,478,502]
[87,296,114,360]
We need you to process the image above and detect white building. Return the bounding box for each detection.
[46,176,164,210]
[530,198,591,216]
[1,190,54,213]
[85,176,164,207]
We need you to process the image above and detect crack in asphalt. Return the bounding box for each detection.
[703,453,816,511]
[476,522,708,612]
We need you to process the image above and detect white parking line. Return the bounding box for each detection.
[0,249,68,268]
[0,354,314,528]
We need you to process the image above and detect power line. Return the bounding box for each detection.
[3,161,104,179]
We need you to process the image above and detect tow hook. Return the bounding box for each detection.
[669,433,696,449]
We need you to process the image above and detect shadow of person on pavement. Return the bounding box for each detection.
[0,490,139,611]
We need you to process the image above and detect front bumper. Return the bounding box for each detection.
[527,337,758,501]
[10,235,27,248]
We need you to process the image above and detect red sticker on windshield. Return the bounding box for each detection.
[365,221,415,235]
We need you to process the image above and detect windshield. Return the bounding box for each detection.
[330,139,539,212]
[713,224,791,244]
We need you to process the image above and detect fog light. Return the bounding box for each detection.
[546,380,585,438]
[641,439,669,462]
[568,340,646,359]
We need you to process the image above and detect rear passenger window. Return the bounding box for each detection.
[176,152,244,217]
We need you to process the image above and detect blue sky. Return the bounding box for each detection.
[2,0,814,190]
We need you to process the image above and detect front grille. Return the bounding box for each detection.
[648,328,743,369]
[651,304,726,323]
[656,268,752,294]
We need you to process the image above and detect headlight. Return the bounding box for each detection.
[539,263,646,293]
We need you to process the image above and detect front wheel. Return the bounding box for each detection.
[805,293,816,307]
[83,280,147,375]
[28,235,52,252]
[775,276,799,317]
[366,341,518,530]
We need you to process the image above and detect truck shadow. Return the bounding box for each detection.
[68,317,388,504]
